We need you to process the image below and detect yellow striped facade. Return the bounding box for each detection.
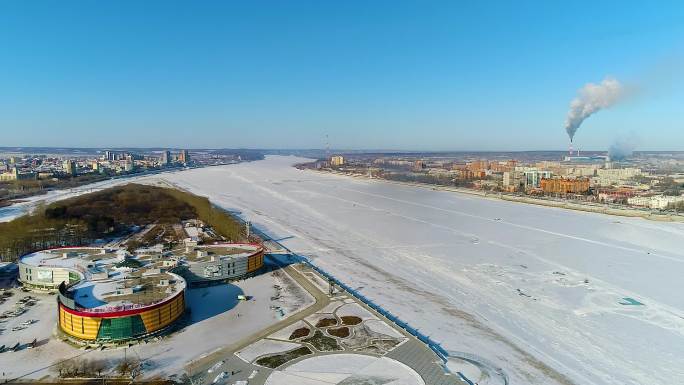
[246,251,264,273]
[58,292,185,341]
[58,307,102,340]
[139,293,185,331]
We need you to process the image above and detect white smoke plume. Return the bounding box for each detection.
[564,77,625,142]
[608,137,636,161]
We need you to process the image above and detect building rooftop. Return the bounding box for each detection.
[20,247,186,311]
[174,243,262,265]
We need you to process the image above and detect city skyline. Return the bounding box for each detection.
[1,1,683,150]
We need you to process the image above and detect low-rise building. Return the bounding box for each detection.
[174,243,264,284]
[627,194,684,209]
[19,247,187,343]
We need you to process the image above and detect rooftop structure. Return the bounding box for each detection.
[173,243,265,283]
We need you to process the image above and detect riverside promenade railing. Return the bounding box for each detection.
[294,254,450,362]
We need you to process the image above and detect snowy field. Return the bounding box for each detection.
[135,155,684,385]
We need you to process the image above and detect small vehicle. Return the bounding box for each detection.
[237,295,248,301]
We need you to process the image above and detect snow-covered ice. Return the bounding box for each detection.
[137,155,684,385]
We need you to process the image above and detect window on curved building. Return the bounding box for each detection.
[97,316,147,340]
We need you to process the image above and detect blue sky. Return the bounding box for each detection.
[1,1,683,150]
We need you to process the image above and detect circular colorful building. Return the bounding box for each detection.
[19,247,186,342]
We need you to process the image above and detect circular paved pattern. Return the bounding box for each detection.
[264,353,425,385]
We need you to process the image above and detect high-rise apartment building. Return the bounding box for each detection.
[162,150,171,165]
[63,160,77,176]
[179,150,190,164]
[330,155,344,166]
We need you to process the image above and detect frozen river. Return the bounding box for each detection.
[148,156,684,385]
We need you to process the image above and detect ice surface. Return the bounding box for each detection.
[138,156,684,385]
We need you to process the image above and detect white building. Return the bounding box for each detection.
[627,194,684,209]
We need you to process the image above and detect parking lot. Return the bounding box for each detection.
[0,288,56,357]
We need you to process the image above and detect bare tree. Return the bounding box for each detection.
[116,358,142,379]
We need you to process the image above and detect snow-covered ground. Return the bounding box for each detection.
[236,339,301,363]
[135,155,684,385]
[264,354,425,385]
[336,303,377,322]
